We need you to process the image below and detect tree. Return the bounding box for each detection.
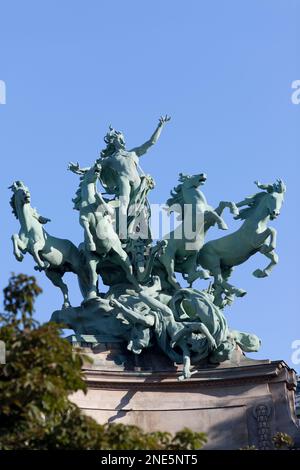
[0,273,207,450]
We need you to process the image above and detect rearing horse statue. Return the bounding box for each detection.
[69,162,140,300]
[158,173,239,290]
[10,181,89,308]
[197,179,286,305]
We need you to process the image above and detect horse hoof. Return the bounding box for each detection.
[260,245,273,254]
[16,254,24,262]
[82,293,101,305]
[224,294,235,306]
[200,269,210,280]
[62,303,71,310]
[218,223,228,230]
[235,289,247,297]
[253,269,268,278]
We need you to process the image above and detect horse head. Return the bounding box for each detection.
[73,163,102,210]
[179,173,207,189]
[9,181,31,218]
[236,179,286,222]
[166,172,208,216]
[265,179,286,220]
[82,162,102,185]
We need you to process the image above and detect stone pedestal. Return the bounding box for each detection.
[69,336,300,450]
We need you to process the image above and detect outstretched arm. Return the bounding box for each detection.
[68,162,90,175]
[109,299,154,327]
[138,291,173,318]
[130,115,171,157]
[254,180,273,193]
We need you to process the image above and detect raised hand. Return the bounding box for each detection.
[158,115,171,126]
[68,161,80,173]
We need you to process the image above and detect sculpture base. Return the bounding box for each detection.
[69,336,300,450]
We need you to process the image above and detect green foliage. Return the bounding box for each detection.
[169,427,207,450]
[0,273,206,450]
[93,425,207,451]
[272,432,294,450]
[241,433,297,451]
[3,273,42,322]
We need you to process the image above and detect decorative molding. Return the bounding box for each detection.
[81,360,294,391]
[253,403,272,450]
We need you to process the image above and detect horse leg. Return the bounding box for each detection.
[227,202,239,216]
[81,218,96,252]
[160,250,181,290]
[262,250,279,276]
[182,255,210,286]
[219,266,247,300]
[262,227,277,252]
[214,201,225,216]
[46,270,71,309]
[111,246,141,291]
[67,247,90,299]
[252,227,277,277]
[222,279,247,297]
[85,255,99,300]
[254,227,277,252]
[210,264,246,301]
[253,249,279,278]
[31,240,49,270]
[11,234,26,261]
[208,211,228,230]
[208,265,233,307]
[207,265,225,306]
[220,267,236,305]
[215,201,239,217]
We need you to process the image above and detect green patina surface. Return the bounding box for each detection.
[10,117,286,379]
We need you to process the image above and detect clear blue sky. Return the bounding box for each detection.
[1,0,299,370]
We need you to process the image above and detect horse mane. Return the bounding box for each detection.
[9,194,18,219]
[166,184,184,208]
[235,192,268,220]
[9,193,43,221]
[165,173,190,214]
[72,176,86,211]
